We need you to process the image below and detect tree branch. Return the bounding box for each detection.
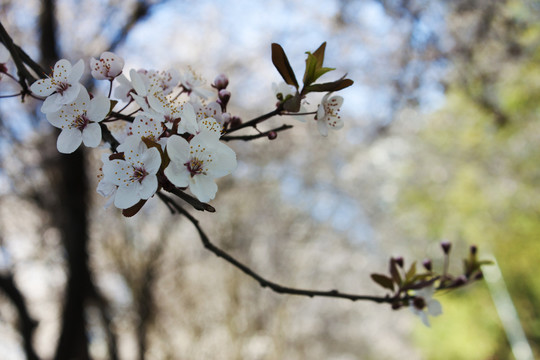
[157,192,391,304]
[221,124,293,142]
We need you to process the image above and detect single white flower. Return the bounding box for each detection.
[164,126,236,202]
[90,51,124,80]
[102,136,161,209]
[409,286,443,327]
[30,59,84,113]
[272,81,296,101]
[46,87,110,153]
[179,67,213,99]
[316,92,344,136]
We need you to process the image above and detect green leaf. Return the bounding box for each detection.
[312,42,327,69]
[303,77,354,93]
[370,273,395,292]
[303,43,336,87]
[405,261,417,282]
[271,43,299,88]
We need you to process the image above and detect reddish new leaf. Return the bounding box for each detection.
[271,43,299,88]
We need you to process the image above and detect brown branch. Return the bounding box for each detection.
[224,107,283,135]
[221,124,293,141]
[157,192,391,304]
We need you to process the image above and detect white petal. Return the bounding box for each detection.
[82,123,102,148]
[317,117,329,137]
[57,128,82,153]
[87,96,110,122]
[68,59,85,83]
[208,142,236,178]
[142,147,161,174]
[190,175,217,202]
[166,135,190,164]
[114,185,139,209]
[139,175,157,199]
[53,59,72,82]
[427,299,443,317]
[164,162,190,188]
[59,83,82,105]
[30,78,54,97]
[41,94,62,113]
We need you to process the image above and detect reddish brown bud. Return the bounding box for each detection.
[422,259,432,272]
[441,241,452,254]
[267,131,277,140]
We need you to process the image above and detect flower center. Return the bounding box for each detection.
[184,157,206,177]
[74,113,90,131]
[55,81,70,95]
[413,297,426,310]
[131,166,148,183]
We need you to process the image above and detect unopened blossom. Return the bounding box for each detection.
[409,286,443,327]
[164,123,236,202]
[30,59,84,113]
[179,67,213,99]
[102,136,161,209]
[316,92,344,136]
[90,51,124,80]
[46,87,110,153]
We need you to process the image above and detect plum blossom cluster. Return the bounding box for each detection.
[27,42,353,214]
[30,53,238,212]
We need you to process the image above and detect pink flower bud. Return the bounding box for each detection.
[212,74,229,90]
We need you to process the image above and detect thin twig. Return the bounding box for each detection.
[221,124,293,141]
[157,192,391,304]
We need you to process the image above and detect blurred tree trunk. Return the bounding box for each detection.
[38,0,92,359]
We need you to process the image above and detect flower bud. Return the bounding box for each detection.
[218,89,231,104]
[422,259,432,272]
[393,256,404,268]
[441,241,452,254]
[212,74,229,90]
[230,116,242,128]
[470,245,477,255]
[267,131,277,140]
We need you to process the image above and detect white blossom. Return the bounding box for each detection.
[179,67,213,99]
[409,286,443,327]
[316,92,344,136]
[46,87,110,153]
[101,136,161,209]
[164,122,236,202]
[30,59,84,113]
[90,51,124,80]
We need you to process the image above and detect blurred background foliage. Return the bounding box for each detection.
[0,0,539,359]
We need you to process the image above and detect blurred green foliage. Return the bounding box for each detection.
[396,1,540,358]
